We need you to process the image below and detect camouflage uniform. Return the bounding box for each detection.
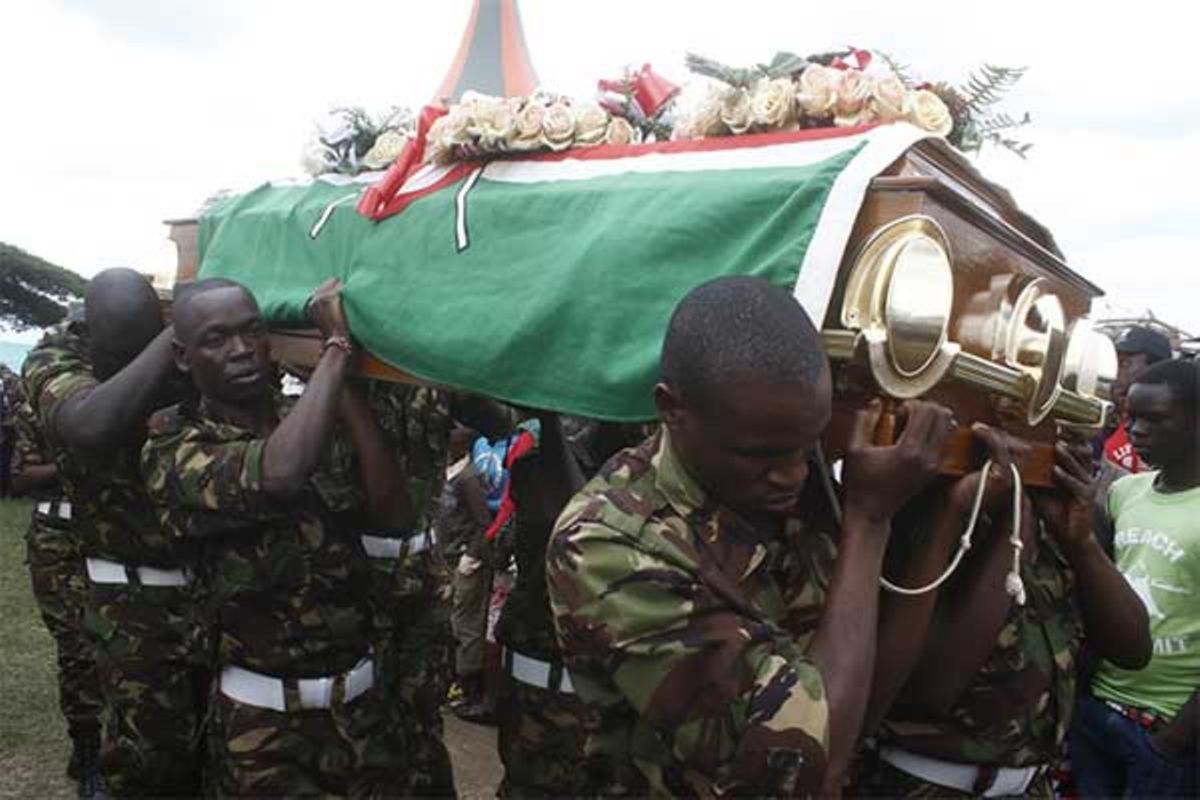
[848,514,1082,799]
[330,382,458,797]
[546,428,839,797]
[493,430,589,798]
[14,397,103,742]
[23,320,206,797]
[1,363,22,495]
[141,395,411,797]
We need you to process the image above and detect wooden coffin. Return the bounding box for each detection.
[166,137,1113,486]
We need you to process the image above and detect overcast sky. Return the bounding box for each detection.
[2,0,1197,337]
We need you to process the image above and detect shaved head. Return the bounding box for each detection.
[661,276,828,404]
[84,268,164,379]
[173,278,251,345]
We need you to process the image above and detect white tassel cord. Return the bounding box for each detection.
[814,446,1027,605]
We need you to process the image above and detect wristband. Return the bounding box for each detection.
[321,335,353,356]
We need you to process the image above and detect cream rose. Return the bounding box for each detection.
[797,64,839,118]
[574,102,610,146]
[605,116,637,145]
[541,102,576,150]
[440,107,473,145]
[752,77,798,130]
[474,102,516,149]
[869,76,910,123]
[907,89,954,136]
[687,91,725,138]
[835,69,873,118]
[426,117,455,164]
[720,88,753,134]
[362,129,409,169]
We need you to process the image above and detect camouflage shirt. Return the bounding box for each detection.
[547,428,838,797]
[12,399,62,503]
[878,518,1083,767]
[141,396,375,676]
[22,321,178,566]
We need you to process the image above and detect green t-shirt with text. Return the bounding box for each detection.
[1092,472,1200,718]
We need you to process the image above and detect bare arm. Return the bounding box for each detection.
[54,327,177,452]
[811,400,954,792]
[867,427,1024,725]
[337,383,413,530]
[1036,441,1151,670]
[12,463,58,495]
[260,280,351,500]
[903,508,1023,713]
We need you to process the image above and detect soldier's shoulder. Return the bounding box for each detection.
[22,322,90,389]
[555,437,670,540]
[146,402,190,440]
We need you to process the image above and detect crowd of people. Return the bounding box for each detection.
[7,267,1198,799]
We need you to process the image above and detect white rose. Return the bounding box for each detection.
[797,64,839,118]
[474,102,516,149]
[440,107,473,145]
[541,102,576,150]
[605,116,637,145]
[509,101,547,151]
[907,89,954,136]
[426,116,458,164]
[835,69,872,118]
[300,141,337,176]
[574,102,610,146]
[751,77,798,130]
[720,88,753,134]
[362,130,409,170]
[687,91,725,138]
[870,76,910,123]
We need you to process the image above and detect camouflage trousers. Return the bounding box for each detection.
[84,581,209,797]
[496,655,589,798]
[210,680,413,798]
[847,747,1055,799]
[25,516,102,739]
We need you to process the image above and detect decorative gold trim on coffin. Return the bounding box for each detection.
[822,330,1111,428]
[841,215,960,399]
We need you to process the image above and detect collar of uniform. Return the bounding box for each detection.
[191,393,282,439]
[651,426,710,520]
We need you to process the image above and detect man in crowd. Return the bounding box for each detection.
[22,268,202,797]
[0,362,20,495]
[438,424,496,722]
[848,421,1150,796]
[1102,326,1172,475]
[140,277,414,795]
[1071,358,1200,797]
[547,276,956,796]
[12,386,104,798]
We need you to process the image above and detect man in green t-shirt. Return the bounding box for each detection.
[1071,357,1200,797]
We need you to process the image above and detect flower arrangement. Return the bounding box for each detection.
[301,106,415,176]
[424,90,642,166]
[679,49,1030,156]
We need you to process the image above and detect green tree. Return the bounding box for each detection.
[0,243,86,330]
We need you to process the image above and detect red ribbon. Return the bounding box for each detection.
[598,63,680,119]
[484,430,537,541]
[357,104,447,221]
[830,47,873,72]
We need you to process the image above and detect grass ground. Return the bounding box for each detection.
[0,499,73,799]
[0,498,501,799]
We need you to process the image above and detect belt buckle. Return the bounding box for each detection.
[297,675,334,709]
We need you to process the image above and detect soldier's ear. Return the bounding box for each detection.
[172,338,190,374]
[654,382,686,433]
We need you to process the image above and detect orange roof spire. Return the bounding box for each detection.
[434,0,539,103]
